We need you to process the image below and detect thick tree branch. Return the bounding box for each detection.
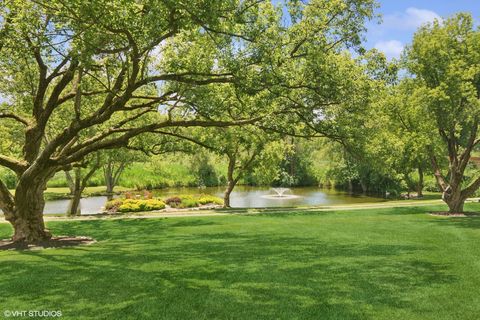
[56,117,262,165]
[459,118,479,173]
[429,153,448,192]
[0,155,28,173]
[80,154,101,192]
[0,111,30,126]
[135,72,234,88]
[40,59,79,126]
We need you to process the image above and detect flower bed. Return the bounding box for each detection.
[105,199,166,213]
[105,193,223,213]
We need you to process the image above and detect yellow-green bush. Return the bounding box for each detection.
[107,194,221,213]
[140,199,166,211]
[198,195,223,205]
[118,202,143,213]
[111,198,166,213]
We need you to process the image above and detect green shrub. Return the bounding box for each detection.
[178,197,199,208]
[162,194,223,208]
[140,199,166,211]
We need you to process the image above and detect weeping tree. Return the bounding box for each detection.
[400,13,480,213]
[0,0,286,242]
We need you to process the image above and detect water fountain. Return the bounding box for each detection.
[272,188,290,197]
[261,187,300,200]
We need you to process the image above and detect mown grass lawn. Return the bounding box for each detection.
[1,203,480,320]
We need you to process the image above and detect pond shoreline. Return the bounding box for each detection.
[2,186,445,216]
[2,197,471,223]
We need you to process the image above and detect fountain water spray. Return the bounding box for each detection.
[261,187,300,200]
[272,188,290,197]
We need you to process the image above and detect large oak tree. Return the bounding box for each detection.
[0,0,281,241]
[0,0,377,242]
[401,14,480,213]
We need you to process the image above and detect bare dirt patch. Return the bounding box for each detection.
[0,236,96,251]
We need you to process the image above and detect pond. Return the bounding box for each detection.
[41,186,386,215]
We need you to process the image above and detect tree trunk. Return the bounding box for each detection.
[223,180,237,208]
[447,199,465,213]
[104,162,114,194]
[442,186,467,213]
[66,168,82,216]
[428,125,479,214]
[223,155,238,208]
[68,189,82,216]
[105,178,114,194]
[417,167,424,198]
[103,160,125,194]
[66,155,100,216]
[10,178,51,242]
[65,171,75,196]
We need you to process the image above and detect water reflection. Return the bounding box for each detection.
[44,196,112,215]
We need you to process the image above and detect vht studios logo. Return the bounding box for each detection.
[3,310,62,318]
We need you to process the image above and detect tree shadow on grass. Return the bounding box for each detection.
[220,205,447,218]
[168,219,218,228]
[425,215,480,230]
[0,218,457,320]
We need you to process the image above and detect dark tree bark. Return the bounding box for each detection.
[443,188,465,213]
[3,168,56,242]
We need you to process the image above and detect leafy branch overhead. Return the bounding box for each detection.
[0,0,379,242]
